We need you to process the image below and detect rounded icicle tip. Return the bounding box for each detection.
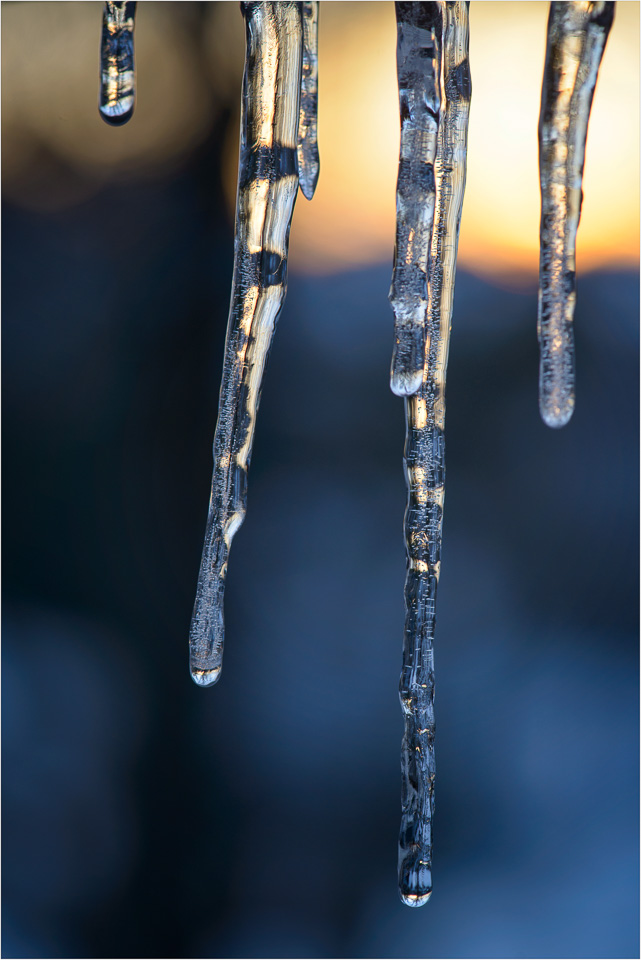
[390,366,424,398]
[389,323,426,397]
[400,890,432,908]
[99,100,135,126]
[399,854,432,907]
[539,396,575,429]
[190,665,222,688]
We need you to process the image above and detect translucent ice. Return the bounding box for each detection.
[298,1,320,200]
[538,1,614,428]
[389,3,443,398]
[99,1,137,125]
[395,0,471,907]
[189,2,303,687]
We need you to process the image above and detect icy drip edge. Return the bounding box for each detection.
[99,1,137,125]
[389,3,443,398]
[298,1,320,199]
[537,0,614,428]
[189,2,304,687]
[397,0,470,907]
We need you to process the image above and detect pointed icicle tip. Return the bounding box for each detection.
[298,173,318,202]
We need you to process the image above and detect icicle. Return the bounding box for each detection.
[397,0,470,907]
[99,1,137,125]
[389,3,443,398]
[538,1,614,428]
[189,2,303,687]
[298,1,320,200]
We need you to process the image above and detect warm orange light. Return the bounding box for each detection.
[288,1,639,284]
[288,2,399,274]
[4,1,637,281]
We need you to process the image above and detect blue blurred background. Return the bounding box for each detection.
[2,3,639,958]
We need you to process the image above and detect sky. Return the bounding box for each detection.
[3,6,638,957]
[3,1,639,287]
[285,1,640,283]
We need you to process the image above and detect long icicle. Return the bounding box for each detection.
[397,0,470,907]
[389,3,443,398]
[99,1,137,125]
[537,1,614,428]
[298,1,320,200]
[189,2,304,687]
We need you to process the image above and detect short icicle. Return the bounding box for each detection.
[189,2,304,687]
[389,2,443,398]
[99,1,137,125]
[537,1,614,428]
[298,1,320,200]
[397,0,471,906]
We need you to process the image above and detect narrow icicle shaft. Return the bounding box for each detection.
[398,0,470,907]
[189,2,303,687]
[99,1,137,125]
[389,3,443,398]
[538,1,614,428]
[298,1,320,200]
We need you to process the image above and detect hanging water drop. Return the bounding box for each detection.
[189,1,304,687]
[99,1,137,126]
[394,0,470,907]
[537,1,614,428]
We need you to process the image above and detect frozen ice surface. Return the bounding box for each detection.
[99,2,137,125]
[298,2,320,200]
[396,0,471,907]
[184,0,612,910]
[189,2,303,686]
[538,1,614,428]
[389,3,442,398]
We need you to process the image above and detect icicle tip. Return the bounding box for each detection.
[298,169,319,202]
[399,891,432,908]
[389,325,425,397]
[390,365,424,398]
[399,853,432,907]
[540,408,574,429]
[190,665,222,688]
[99,100,135,126]
[539,393,575,429]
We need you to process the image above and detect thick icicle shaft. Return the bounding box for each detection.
[389,3,443,397]
[538,1,614,428]
[298,1,320,199]
[398,0,470,907]
[189,2,303,687]
[99,1,137,125]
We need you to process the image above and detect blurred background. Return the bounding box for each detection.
[2,2,638,958]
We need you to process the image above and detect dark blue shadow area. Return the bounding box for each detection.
[2,141,639,958]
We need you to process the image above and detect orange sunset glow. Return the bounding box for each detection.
[3,2,639,286]
[284,1,639,283]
